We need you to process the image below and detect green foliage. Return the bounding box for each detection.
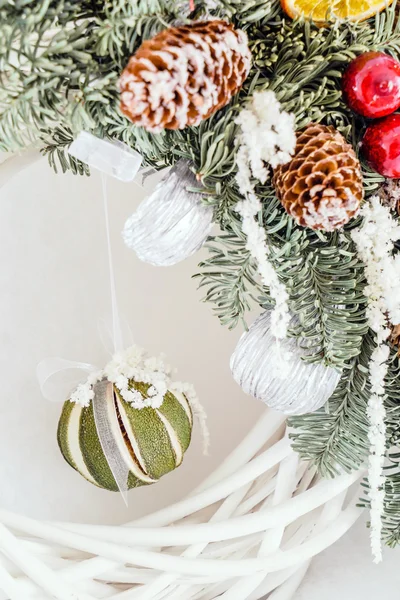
[93,1,180,63]
[195,216,262,330]
[2,0,400,546]
[40,125,89,175]
[278,227,368,369]
[379,454,400,548]
[290,333,373,477]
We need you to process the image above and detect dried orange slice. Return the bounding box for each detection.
[280,0,394,22]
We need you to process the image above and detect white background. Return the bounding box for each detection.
[1,155,399,598]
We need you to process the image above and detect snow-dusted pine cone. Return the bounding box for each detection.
[119,20,251,132]
[390,323,400,355]
[378,180,400,214]
[273,123,364,231]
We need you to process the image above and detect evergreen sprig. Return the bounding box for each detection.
[290,332,373,477]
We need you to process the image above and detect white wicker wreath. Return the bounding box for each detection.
[0,154,364,600]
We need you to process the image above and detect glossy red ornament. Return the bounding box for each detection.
[342,52,400,118]
[362,114,400,178]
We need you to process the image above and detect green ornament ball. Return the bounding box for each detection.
[57,382,193,491]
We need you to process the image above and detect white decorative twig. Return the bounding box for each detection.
[351,195,400,562]
[367,344,389,562]
[235,91,296,340]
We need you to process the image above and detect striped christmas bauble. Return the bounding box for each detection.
[57,382,193,491]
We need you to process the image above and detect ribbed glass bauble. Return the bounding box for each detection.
[123,160,213,266]
[230,311,341,415]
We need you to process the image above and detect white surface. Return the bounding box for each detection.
[0,156,263,525]
[298,516,400,599]
[0,155,398,597]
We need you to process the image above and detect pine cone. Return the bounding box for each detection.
[119,20,251,132]
[390,324,400,355]
[378,180,400,214]
[273,123,364,231]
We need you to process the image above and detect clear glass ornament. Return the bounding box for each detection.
[68,132,143,182]
[123,159,213,266]
[230,311,341,415]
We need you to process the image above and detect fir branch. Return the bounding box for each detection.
[379,455,400,548]
[40,125,89,175]
[0,2,103,150]
[285,231,368,368]
[93,1,178,63]
[219,0,280,22]
[195,220,261,329]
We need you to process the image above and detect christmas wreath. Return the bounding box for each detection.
[2,0,400,562]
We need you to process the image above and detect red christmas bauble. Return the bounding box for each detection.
[362,114,400,178]
[342,52,400,119]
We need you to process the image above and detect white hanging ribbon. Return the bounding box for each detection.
[37,172,133,504]
[92,379,130,505]
[101,174,124,354]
